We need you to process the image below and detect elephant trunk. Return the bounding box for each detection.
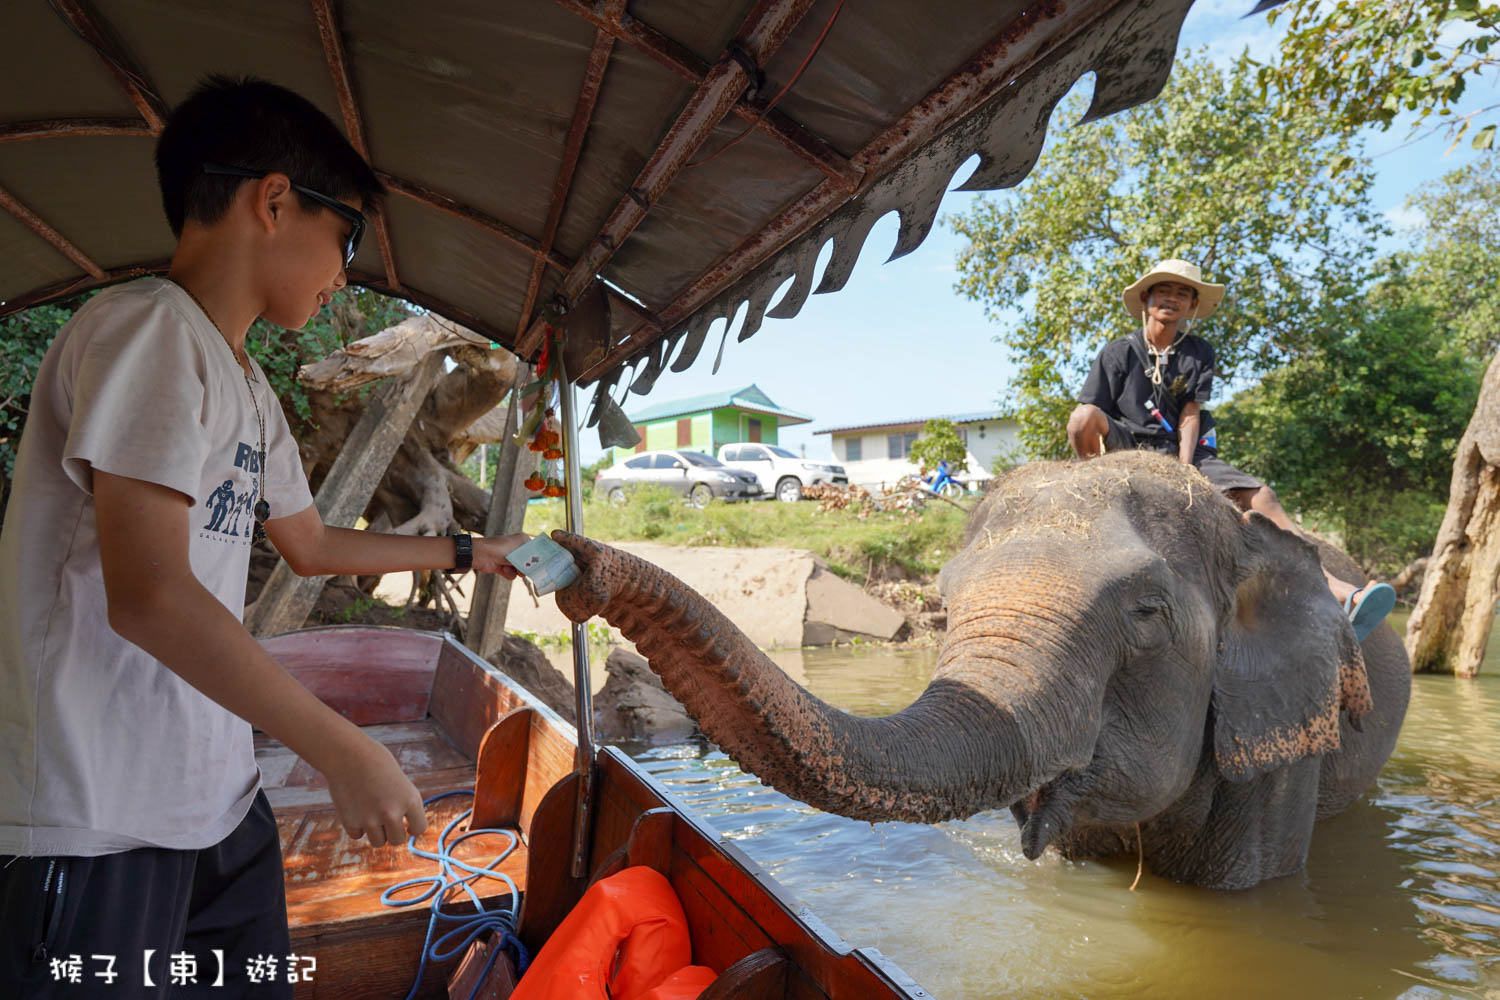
[550,532,1101,824]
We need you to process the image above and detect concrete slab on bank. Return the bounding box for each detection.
[373,541,903,650]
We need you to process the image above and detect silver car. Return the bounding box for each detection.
[595,449,764,507]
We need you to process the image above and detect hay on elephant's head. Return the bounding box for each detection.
[967,451,1224,550]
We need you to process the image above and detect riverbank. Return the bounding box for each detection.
[521,488,970,588]
[517,488,968,642]
[249,490,971,663]
[370,539,909,649]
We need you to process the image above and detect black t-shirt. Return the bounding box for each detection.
[1079,332,1217,447]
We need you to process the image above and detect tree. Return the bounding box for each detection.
[1390,157,1500,676]
[265,297,522,541]
[1407,354,1500,676]
[1384,152,1500,355]
[246,286,413,431]
[1258,0,1500,674]
[908,419,970,476]
[1215,294,1481,574]
[948,54,1386,458]
[1259,0,1500,153]
[0,299,82,528]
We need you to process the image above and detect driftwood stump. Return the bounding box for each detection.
[1406,352,1500,677]
[248,312,526,635]
[466,391,534,660]
[245,353,446,637]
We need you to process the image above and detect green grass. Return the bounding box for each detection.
[522,486,970,585]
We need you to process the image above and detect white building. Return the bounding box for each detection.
[813,411,1023,490]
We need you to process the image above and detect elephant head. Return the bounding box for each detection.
[552,450,1399,889]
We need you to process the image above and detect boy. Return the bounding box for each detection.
[1065,258,1394,640]
[0,76,528,996]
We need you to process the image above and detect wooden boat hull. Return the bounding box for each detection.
[258,626,926,999]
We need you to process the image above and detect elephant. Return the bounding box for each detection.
[551,450,1411,890]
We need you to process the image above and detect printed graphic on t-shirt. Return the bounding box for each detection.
[201,442,260,541]
[1169,374,1189,397]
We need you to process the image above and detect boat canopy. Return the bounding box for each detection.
[0,0,1272,414]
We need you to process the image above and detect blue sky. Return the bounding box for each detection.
[581,0,1498,464]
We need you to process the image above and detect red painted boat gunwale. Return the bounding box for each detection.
[256,625,927,998]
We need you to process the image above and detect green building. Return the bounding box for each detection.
[612,385,812,463]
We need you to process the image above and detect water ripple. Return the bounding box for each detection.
[626,648,1500,1000]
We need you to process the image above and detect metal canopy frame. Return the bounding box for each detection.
[0,0,1271,879]
[0,0,1235,408]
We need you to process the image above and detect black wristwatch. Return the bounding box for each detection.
[450,533,473,571]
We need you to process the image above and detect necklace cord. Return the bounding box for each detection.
[166,279,270,534]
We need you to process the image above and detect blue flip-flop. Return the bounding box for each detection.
[1344,582,1396,642]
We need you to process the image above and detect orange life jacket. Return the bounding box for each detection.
[511,866,715,1000]
[634,965,718,1000]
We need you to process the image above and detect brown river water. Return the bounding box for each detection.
[623,612,1500,999]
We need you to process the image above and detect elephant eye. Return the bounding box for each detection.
[1130,600,1167,619]
[1127,594,1177,648]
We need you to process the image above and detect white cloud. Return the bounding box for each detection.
[1384,204,1427,230]
[1179,0,1288,67]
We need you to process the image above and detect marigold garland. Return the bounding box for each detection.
[519,322,569,499]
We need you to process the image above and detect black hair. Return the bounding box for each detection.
[154,75,383,237]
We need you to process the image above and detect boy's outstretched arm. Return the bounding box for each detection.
[94,470,429,848]
[264,503,526,579]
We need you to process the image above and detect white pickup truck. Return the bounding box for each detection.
[716,443,848,502]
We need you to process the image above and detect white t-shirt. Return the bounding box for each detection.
[0,278,314,857]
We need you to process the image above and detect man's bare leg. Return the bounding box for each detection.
[1226,485,1357,602]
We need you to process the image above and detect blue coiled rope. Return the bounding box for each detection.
[380,789,531,1000]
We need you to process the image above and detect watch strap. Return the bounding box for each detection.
[451,533,473,571]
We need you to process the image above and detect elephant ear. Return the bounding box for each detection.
[1212,513,1371,783]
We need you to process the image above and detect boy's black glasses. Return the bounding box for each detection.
[202,163,365,268]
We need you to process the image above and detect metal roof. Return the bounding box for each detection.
[1,0,1252,427]
[625,383,811,424]
[814,410,1012,435]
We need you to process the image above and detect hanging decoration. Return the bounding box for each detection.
[514,317,568,499]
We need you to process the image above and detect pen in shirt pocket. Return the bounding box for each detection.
[1145,398,1174,433]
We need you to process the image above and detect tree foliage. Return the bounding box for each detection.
[948,54,1386,458]
[245,287,413,432]
[1216,295,1481,572]
[1,296,93,488]
[908,419,970,475]
[1260,0,1500,152]
[1381,151,1500,354]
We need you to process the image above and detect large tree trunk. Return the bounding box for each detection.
[297,316,523,534]
[246,352,447,636]
[252,311,527,630]
[1406,353,1500,677]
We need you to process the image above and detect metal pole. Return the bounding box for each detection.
[555,351,596,879]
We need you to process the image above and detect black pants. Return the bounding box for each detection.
[1099,413,1264,493]
[1,791,291,999]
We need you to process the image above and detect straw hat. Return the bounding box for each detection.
[1122,259,1225,320]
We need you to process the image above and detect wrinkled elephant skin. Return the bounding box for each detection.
[550,451,1410,889]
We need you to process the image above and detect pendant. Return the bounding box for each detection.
[254,498,271,523]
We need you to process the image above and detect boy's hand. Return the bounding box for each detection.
[473,532,531,578]
[323,734,429,848]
